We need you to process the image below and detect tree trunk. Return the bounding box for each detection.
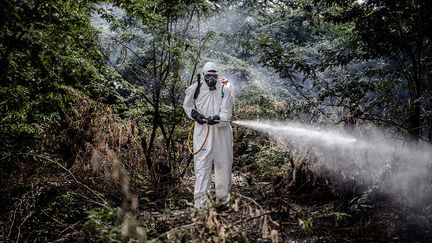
[408,101,421,140]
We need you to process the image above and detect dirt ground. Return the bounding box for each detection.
[139,170,432,242]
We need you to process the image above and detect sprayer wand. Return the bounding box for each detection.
[213,120,232,123]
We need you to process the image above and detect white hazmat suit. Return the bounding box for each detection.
[183,62,234,208]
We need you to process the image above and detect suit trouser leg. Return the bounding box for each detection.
[213,126,233,206]
[194,150,212,208]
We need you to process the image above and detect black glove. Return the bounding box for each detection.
[191,109,206,125]
[207,115,220,125]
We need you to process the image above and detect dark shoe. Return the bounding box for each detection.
[216,203,230,213]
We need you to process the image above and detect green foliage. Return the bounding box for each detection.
[320,0,432,138]
[82,206,127,242]
[0,0,112,168]
[299,212,351,232]
[299,216,314,231]
[235,80,300,121]
[44,191,87,224]
[233,0,432,139]
[252,146,292,179]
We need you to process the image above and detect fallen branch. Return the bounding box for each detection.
[15,211,34,243]
[59,221,82,235]
[52,231,80,243]
[34,154,108,207]
[73,191,107,208]
[157,222,200,239]
[232,192,280,227]
[7,199,22,239]
[231,211,271,226]
[268,215,280,227]
[234,192,263,210]
[41,209,80,234]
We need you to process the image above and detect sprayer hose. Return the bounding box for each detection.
[187,122,210,155]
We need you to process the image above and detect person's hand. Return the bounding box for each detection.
[206,115,220,125]
[218,77,228,85]
[191,109,207,125]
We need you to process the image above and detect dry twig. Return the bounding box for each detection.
[35,154,108,206]
[7,199,22,239]
[158,222,200,239]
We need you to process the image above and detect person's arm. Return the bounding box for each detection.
[184,84,207,124]
[218,85,233,122]
[183,85,195,119]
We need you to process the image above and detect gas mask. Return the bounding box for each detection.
[204,73,218,90]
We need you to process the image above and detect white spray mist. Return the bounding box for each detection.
[234,120,432,210]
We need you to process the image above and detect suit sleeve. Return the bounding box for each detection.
[183,85,195,119]
[218,85,233,122]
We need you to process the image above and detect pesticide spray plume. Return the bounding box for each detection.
[234,120,432,212]
[234,120,358,146]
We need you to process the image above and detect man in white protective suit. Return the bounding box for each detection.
[183,62,234,211]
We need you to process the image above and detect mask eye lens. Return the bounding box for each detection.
[204,74,218,80]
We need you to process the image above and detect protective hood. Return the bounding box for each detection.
[202,62,218,75]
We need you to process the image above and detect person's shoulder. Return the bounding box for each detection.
[186,82,200,91]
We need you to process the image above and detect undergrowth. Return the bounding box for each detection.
[1,86,430,242]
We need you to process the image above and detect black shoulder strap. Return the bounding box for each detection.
[193,73,201,100]
[193,82,202,100]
